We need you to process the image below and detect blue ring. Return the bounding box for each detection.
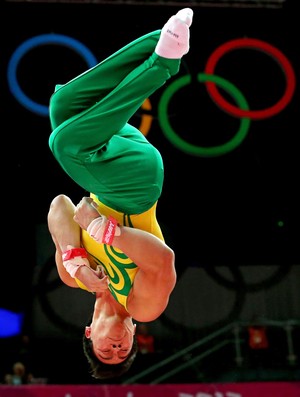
[7,33,98,116]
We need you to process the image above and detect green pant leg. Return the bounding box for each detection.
[49,32,181,213]
[49,30,161,130]
[50,49,181,154]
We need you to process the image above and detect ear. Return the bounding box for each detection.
[85,326,91,339]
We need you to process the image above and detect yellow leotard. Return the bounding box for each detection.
[76,194,164,311]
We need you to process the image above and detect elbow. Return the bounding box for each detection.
[164,246,175,268]
[161,246,176,285]
[159,244,175,268]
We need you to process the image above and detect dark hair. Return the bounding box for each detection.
[82,320,138,380]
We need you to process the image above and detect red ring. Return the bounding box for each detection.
[205,38,296,120]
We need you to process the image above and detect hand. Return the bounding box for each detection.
[75,265,109,293]
[73,197,101,230]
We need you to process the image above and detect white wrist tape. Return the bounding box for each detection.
[87,215,120,245]
[63,256,90,278]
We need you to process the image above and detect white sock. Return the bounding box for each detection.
[155,8,193,59]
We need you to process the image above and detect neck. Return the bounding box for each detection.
[94,289,129,318]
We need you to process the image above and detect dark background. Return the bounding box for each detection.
[1,0,299,384]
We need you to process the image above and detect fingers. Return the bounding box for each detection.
[76,197,99,212]
[91,201,99,210]
[84,197,94,205]
[76,266,109,293]
[76,197,91,208]
[94,275,109,293]
[72,214,83,228]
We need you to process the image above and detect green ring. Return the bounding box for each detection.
[158,73,251,157]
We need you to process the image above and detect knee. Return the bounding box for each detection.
[47,194,76,234]
[49,194,70,209]
[48,194,74,219]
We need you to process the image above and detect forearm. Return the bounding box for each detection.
[85,218,175,276]
[109,225,174,275]
[74,196,175,274]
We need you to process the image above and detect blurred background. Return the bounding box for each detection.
[1,0,299,386]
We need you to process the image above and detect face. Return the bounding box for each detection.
[85,319,136,364]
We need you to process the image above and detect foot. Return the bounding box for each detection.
[155,8,193,59]
[176,7,193,27]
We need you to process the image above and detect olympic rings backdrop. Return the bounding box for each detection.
[2,1,300,384]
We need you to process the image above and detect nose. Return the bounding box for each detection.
[112,344,122,349]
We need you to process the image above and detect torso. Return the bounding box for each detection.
[76,195,164,311]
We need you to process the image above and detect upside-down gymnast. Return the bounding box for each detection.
[47,8,193,379]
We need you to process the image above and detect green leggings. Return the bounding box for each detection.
[49,30,181,214]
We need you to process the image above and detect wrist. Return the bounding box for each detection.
[103,216,121,245]
[87,215,121,245]
[62,247,88,261]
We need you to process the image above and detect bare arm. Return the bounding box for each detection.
[114,226,176,321]
[74,197,176,321]
[47,194,109,292]
[48,194,81,287]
